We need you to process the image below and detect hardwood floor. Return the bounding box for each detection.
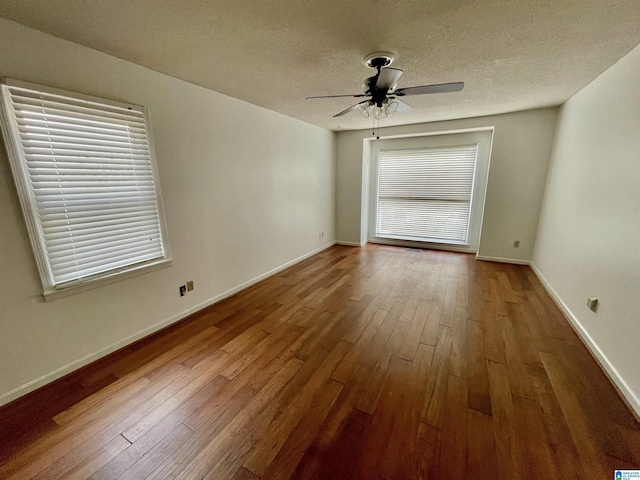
[1,244,639,479]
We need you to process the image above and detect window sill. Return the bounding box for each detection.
[375,233,470,246]
[42,259,173,302]
[368,237,476,254]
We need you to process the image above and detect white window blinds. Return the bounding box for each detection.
[0,81,169,293]
[376,145,478,244]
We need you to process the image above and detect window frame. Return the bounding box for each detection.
[0,78,172,301]
[374,143,479,246]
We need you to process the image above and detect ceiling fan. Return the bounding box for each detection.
[306,52,464,119]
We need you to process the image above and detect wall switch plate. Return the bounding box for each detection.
[513,240,520,248]
[180,285,186,296]
[587,296,598,312]
[187,281,194,291]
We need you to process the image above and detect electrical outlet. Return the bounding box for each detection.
[513,240,520,248]
[179,285,186,296]
[187,280,194,292]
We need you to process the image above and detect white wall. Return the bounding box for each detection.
[0,19,336,406]
[532,44,640,414]
[336,108,558,262]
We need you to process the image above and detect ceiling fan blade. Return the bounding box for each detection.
[375,68,404,91]
[333,100,371,117]
[393,98,414,114]
[306,93,367,99]
[394,82,464,96]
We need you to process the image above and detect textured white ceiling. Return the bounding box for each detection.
[1,0,640,131]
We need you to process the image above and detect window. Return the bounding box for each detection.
[0,79,171,299]
[376,144,478,244]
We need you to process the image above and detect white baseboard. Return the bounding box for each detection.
[475,255,530,265]
[529,262,640,419]
[205,241,336,303]
[335,241,365,247]
[0,241,336,408]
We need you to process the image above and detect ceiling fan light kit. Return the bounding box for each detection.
[306,51,464,128]
[358,98,399,119]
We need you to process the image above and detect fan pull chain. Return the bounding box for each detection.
[372,114,380,140]
[372,114,381,140]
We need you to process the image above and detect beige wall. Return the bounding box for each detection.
[0,19,336,405]
[336,108,558,262]
[532,44,640,414]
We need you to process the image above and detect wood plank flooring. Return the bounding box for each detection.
[1,244,639,479]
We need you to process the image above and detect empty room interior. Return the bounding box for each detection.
[0,1,639,479]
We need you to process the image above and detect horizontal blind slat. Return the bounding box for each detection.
[18,125,149,142]
[48,236,161,261]
[41,212,160,231]
[40,205,159,223]
[52,249,163,275]
[43,219,161,239]
[21,140,150,155]
[8,87,143,115]
[50,245,163,271]
[14,109,146,133]
[12,100,145,125]
[46,228,162,251]
[15,116,147,136]
[53,253,163,284]
[37,200,158,216]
